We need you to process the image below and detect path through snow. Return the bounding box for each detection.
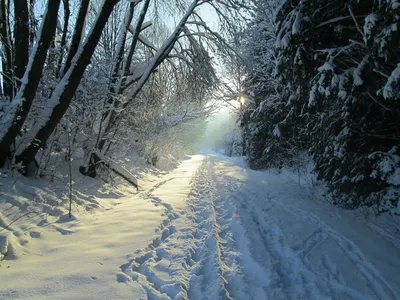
[121,154,400,300]
[1,154,400,299]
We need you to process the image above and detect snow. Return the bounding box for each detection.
[382,63,400,99]
[388,0,400,9]
[0,0,48,141]
[94,151,139,188]
[294,47,302,65]
[291,9,302,35]
[100,0,199,133]
[15,62,75,156]
[338,72,349,99]
[309,84,317,106]
[317,61,335,72]
[140,21,153,31]
[275,22,291,49]
[0,234,8,256]
[1,153,400,299]
[280,31,292,48]
[16,0,115,155]
[363,14,377,43]
[353,68,364,86]
[315,16,352,28]
[115,4,134,63]
[353,56,369,86]
[272,124,281,137]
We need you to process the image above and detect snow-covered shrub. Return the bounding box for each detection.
[222,130,243,157]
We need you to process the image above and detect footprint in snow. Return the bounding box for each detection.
[116,272,132,283]
[29,231,41,238]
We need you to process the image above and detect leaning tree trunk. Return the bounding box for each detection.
[119,0,151,91]
[56,0,70,78]
[84,1,137,177]
[14,0,30,88]
[96,0,137,150]
[62,0,90,77]
[104,2,136,108]
[96,0,199,155]
[15,0,121,171]
[0,0,61,167]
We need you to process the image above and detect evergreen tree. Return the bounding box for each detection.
[242,0,400,211]
[239,0,302,169]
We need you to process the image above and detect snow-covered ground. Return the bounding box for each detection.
[1,153,400,299]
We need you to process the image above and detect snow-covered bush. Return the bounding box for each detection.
[222,130,243,157]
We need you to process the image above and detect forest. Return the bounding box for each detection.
[1,0,400,298]
[1,0,398,213]
[1,0,397,214]
[0,0,238,182]
[239,0,400,213]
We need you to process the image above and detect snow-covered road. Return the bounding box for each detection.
[2,154,400,299]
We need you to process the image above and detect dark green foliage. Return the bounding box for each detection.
[239,0,305,170]
[241,0,400,212]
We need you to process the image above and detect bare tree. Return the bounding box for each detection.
[14,0,122,171]
[0,0,253,181]
[0,0,61,166]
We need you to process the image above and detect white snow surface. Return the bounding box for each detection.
[363,14,377,43]
[1,153,400,299]
[383,63,400,99]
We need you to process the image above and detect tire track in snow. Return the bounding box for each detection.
[121,155,398,300]
[227,188,327,300]
[227,186,376,300]
[213,159,397,300]
[266,198,400,300]
[186,161,233,299]
[120,158,271,299]
[293,229,329,260]
[209,163,272,299]
[189,158,275,299]
[119,161,233,299]
[368,224,400,251]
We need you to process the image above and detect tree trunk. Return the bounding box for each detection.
[56,0,70,78]
[62,0,90,76]
[104,1,135,107]
[120,0,151,89]
[15,0,121,170]
[14,0,30,87]
[29,0,37,45]
[79,151,138,189]
[97,1,136,149]
[0,0,61,167]
[0,0,14,99]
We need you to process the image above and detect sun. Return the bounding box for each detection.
[239,96,246,105]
